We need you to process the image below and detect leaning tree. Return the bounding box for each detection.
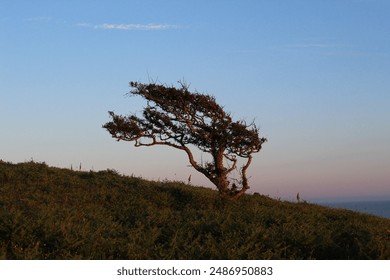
[103,82,267,200]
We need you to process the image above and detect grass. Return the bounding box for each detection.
[1,160,389,259]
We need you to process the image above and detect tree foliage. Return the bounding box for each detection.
[103,82,267,199]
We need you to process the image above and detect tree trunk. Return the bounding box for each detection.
[212,149,231,198]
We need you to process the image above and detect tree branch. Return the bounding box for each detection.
[104,81,267,200]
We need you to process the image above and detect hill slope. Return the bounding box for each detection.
[0,160,389,259]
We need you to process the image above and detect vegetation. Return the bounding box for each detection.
[103,82,266,199]
[0,160,389,260]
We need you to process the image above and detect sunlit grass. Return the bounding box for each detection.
[0,160,389,259]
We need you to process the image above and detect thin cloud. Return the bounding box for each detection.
[77,23,180,31]
[284,41,388,57]
[230,49,260,54]
[287,43,339,49]
[24,16,52,22]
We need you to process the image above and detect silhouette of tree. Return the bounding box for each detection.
[103,82,267,199]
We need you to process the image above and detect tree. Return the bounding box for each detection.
[103,82,267,200]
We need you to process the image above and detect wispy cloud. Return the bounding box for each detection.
[24,16,52,22]
[77,23,180,31]
[286,43,340,49]
[284,40,389,57]
[229,49,260,54]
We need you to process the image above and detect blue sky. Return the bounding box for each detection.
[1,0,389,201]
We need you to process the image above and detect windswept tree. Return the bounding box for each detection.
[103,82,267,200]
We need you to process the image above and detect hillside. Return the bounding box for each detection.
[0,160,389,259]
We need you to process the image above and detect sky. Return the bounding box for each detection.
[1,0,389,202]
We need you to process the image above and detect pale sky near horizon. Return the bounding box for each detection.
[1,0,389,202]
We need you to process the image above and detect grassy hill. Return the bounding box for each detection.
[1,160,389,259]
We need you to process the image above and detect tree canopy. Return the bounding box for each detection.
[103,82,267,199]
